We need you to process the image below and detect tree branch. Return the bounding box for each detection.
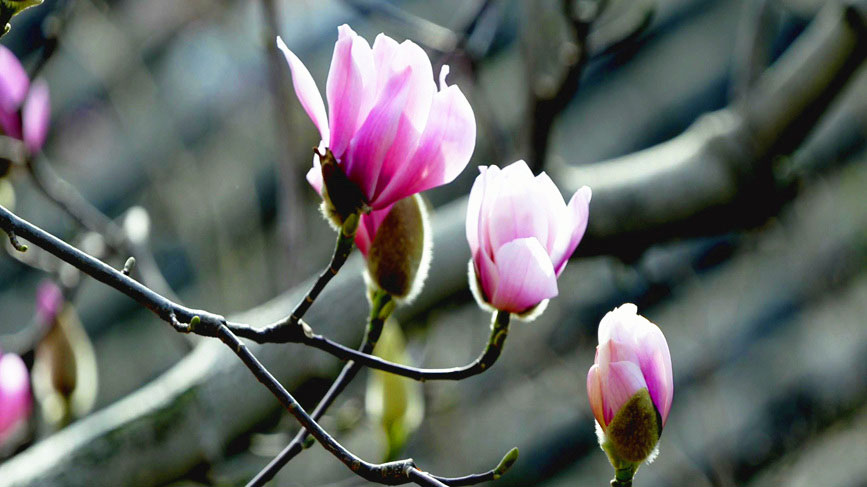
[246,290,394,487]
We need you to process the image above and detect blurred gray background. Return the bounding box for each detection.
[1,0,866,486]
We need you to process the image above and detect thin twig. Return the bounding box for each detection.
[24,156,180,303]
[228,310,511,382]
[246,290,394,486]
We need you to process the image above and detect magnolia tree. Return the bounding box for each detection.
[2,0,864,484]
[0,19,676,485]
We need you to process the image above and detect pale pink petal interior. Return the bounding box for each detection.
[490,237,558,313]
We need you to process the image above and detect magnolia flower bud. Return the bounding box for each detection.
[31,283,97,429]
[365,194,431,301]
[466,160,590,317]
[587,304,674,481]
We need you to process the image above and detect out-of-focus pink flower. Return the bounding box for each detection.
[466,160,591,314]
[0,45,51,154]
[22,79,50,154]
[0,45,29,114]
[277,25,476,213]
[0,348,32,445]
[36,280,64,324]
[587,303,673,432]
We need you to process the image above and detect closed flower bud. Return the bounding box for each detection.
[466,160,590,316]
[587,304,674,480]
[31,283,97,429]
[278,25,475,218]
[365,194,431,301]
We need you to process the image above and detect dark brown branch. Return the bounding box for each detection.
[246,291,394,487]
[523,0,602,171]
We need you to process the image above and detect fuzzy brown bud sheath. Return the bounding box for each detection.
[365,194,431,301]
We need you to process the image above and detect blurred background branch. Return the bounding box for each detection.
[2,0,867,486]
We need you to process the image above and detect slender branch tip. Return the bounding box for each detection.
[5,230,28,252]
[122,256,136,275]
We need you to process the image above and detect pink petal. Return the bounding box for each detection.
[474,246,499,305]
[601,360,646,425]
[0,353,31,441]
[390,40,434,129]
[371,34,401,97]
[0,45,29,113]
[368,40,436,201]
[326,25,374,158]
[277,37,330,144]
[485,162,550,255]
[587,364,606,428]
[466,165,492,256]
[533,172,569,256]
[23,79,50,153]
[553,186,591,275]
[490,237,558,313]
[373,82,475,208]
[598,303,639,344]
[342,66,412,203]
[474,165,502,259]
[307,156,324,195]
[635,321,674,426]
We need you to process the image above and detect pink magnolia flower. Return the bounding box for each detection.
[277,25,476,213]
[0,45,51,154]
[466,160,591,314]
[0,348,31,445]
[587,303,673,433]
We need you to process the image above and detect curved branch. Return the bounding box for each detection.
[259,310,511,382]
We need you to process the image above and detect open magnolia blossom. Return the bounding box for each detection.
[277,25,476,217]
[0,347,31,446]
[466,160,591,315]
[587,303,674,469]
[0,45,50,154]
